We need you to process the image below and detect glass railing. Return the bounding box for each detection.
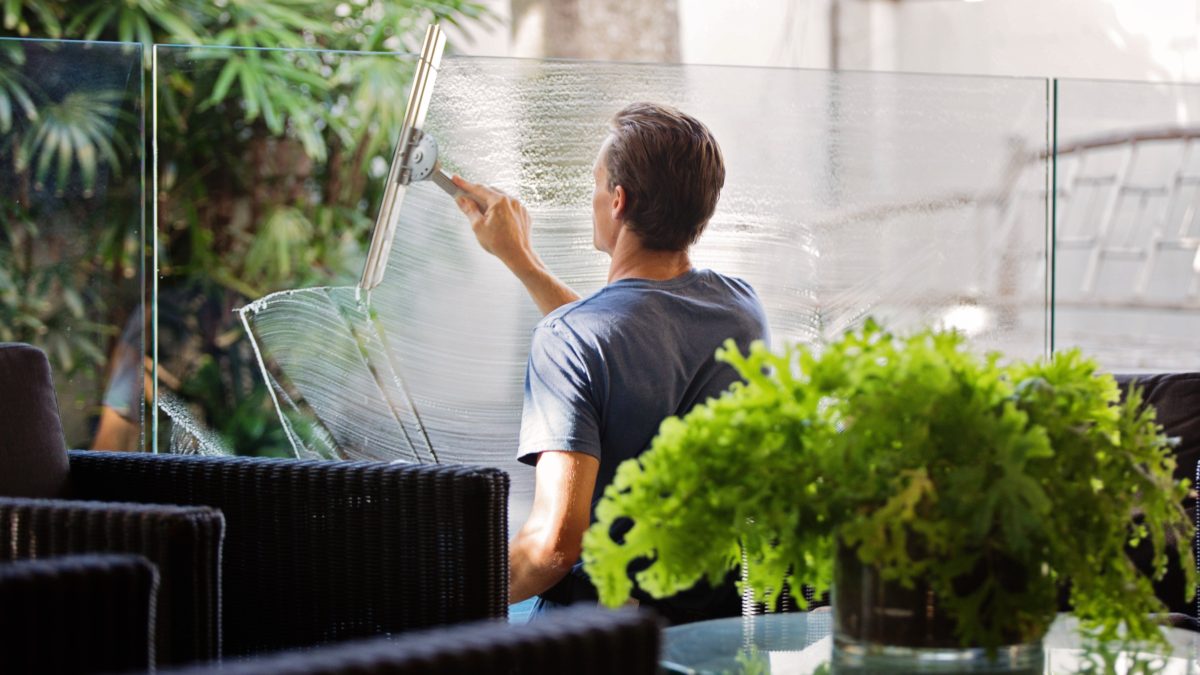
[0,38,144,451]
[149,46,1052,532]
[151,44,418,457]
[6,34,1197,624]
[1051,78,1200,371]
[7,37,1190,489]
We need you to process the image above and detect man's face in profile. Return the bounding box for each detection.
[592,139,620,255]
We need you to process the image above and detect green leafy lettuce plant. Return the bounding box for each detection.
[582,320,1194,649]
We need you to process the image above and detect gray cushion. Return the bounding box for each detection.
[0,343,69,497]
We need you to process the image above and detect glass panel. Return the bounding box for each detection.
[1053,78,1200,371]
[0,38,144,450]
[227,56,1049,530]
[152,44,417,456]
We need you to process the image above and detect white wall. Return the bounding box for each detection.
[450,0,834,66]
[885,0,1200,81]
[451,0,1200,83]
[676,0,831,68]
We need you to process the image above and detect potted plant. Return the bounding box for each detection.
[582,320,1194,666]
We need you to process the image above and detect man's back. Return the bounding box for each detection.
[453,101,751,622]
[518,268,768,620]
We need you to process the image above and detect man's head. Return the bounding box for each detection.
[592,102,725,254]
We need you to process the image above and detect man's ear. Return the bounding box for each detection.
[612,184,626,221]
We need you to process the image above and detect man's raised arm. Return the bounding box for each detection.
[451,176,581,315]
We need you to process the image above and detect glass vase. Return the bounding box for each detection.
[832,544,1044,673]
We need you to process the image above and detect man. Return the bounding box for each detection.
[451,102,768,623]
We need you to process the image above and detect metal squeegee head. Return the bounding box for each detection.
[360,24,447,291]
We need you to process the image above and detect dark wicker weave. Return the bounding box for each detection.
[0,497,223,664]
[157,606,660,675]
[0,554,159,674]
[66,450,510,657]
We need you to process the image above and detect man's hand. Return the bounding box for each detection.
[451,175,581,315]
[452,175,536,274]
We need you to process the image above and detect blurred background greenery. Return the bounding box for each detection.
[1,0,490,454]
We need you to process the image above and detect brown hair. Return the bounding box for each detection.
[604,102,725,251]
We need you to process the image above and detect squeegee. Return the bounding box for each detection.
[360,24,486,291]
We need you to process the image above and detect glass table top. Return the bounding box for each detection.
[661,611,1200,674]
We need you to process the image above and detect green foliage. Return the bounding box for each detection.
[0,42,130,196]
[0,201,114,373]
[733,647,769,675]
[178,355,297,458]
[2,0,59,38]
[16,89,127,193]
[0,41,140,444]
[583,320,1194,650]
[0,43,34,132]
[2,0,489,451]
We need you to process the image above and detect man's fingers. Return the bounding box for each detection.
[452,175,501,204]
[455,194,483,220]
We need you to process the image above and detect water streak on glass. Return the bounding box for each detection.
[238,57,1050,529]
[159,389,233,456]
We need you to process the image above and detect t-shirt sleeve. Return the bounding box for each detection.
[517,321,603,466]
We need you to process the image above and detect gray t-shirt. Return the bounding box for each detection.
[517,267,770,506]
[518,267,768,621]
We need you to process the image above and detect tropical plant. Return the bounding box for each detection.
[0,39,140,423]
[1,0,490,451]
[0,42,34,132]
[0,200,114,370]
[582,320,1194,650]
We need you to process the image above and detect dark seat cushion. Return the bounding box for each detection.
[0,344,69,498]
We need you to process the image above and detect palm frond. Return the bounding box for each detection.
[3,0,62,37]
[0,59,36,132]
[19,89,125,193]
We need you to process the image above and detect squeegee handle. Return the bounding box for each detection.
[431,168,488,212]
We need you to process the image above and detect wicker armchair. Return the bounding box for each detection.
[0,554,158,675]
[1,342,511,666]
[2,452,509,664]
[68,451,510,657]
[156,606,661,675]
[2,343,225,664]
[0,497,224,663]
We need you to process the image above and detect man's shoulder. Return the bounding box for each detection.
[534,269,765,342]
[700,268,760,298]
[532,295,609,354]
[538,281,641,327]
[542,269,762,321]
[537,294,605,333]
[688,269,766,322]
